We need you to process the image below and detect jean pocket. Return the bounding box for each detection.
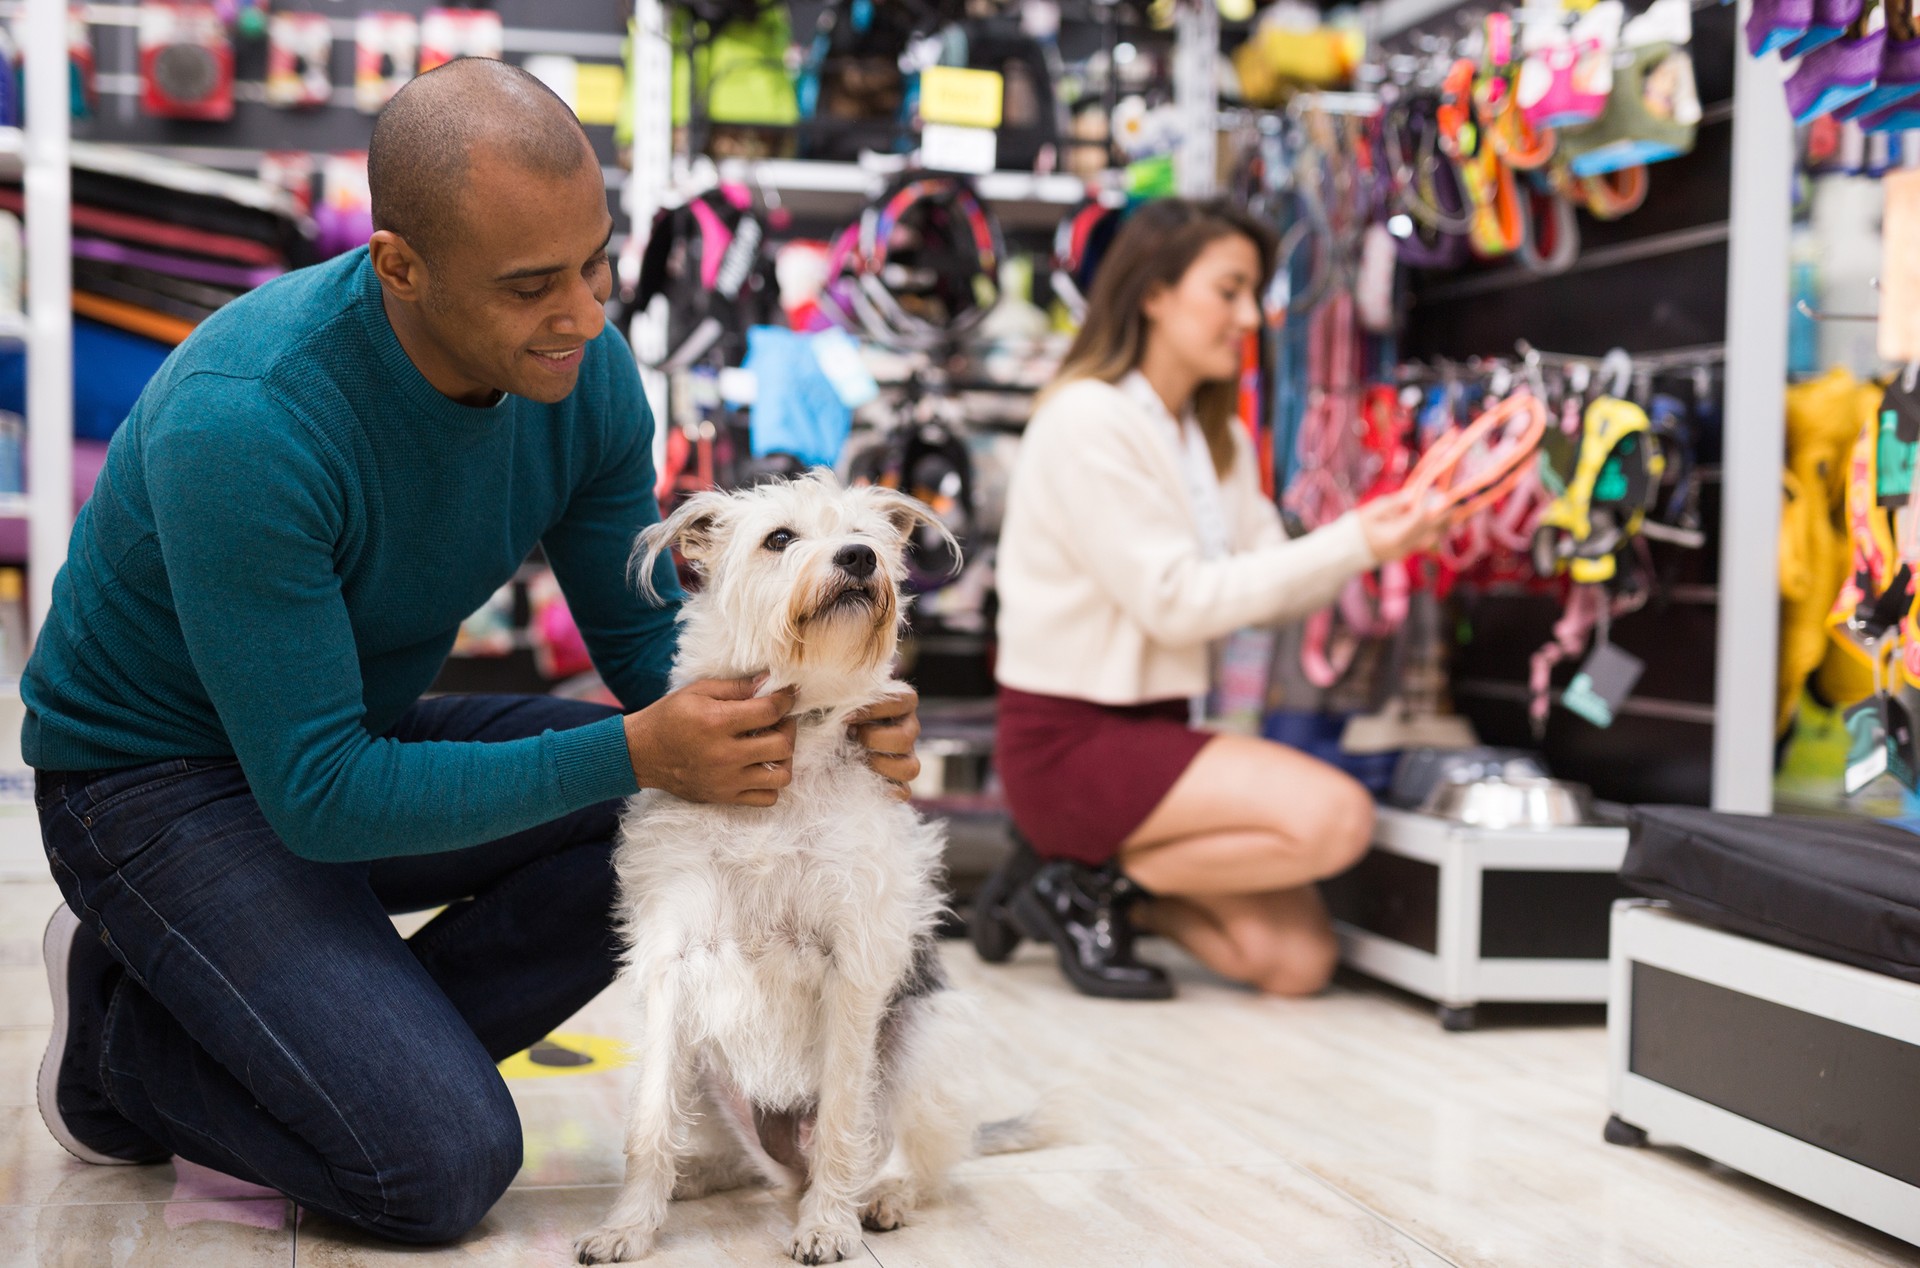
[71,758,243,834]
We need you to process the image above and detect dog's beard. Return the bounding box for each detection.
[786,577,897,686]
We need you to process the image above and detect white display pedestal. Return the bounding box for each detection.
[1605,900,1920,1248]
[1326,806,1632,1029]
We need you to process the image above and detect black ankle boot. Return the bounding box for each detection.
[969,832,1043,964]
[1008,861,1174,1000]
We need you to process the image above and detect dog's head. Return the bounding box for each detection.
[632,471,957,708]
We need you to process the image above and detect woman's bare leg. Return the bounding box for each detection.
[1139,889,1341,997]
[1119,734,1374,895]
[1118,734,1373,995]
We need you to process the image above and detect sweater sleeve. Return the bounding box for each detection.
[541,331,682,712]
[143,372,639,863]
[1038,389,1377,649]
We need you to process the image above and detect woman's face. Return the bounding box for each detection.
[1141,233,1264,384]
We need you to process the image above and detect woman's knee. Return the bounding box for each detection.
[1308,777,1375,878]
[1247,922,1341,998]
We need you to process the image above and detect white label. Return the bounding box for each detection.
[716,366,758,406]
[920,124,997,176]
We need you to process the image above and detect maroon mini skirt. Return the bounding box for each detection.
[994,685,1216,866]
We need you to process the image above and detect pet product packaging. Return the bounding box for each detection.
[354,12,418,115]
[138,2,234,121]
[419,8,504,74]
[265,11,333,109]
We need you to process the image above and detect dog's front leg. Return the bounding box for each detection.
[574,969,692,1264]
[788,974,886,1265]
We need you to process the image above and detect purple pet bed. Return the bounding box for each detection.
[70,237,283,290]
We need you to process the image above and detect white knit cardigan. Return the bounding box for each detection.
[993,377,1377,705]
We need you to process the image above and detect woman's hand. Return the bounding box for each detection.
[1355,489,1452,564]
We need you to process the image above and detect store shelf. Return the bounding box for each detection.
[0,493,27,519]
[712,158,1105,231]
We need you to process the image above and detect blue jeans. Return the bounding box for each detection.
[36,694,627,1243]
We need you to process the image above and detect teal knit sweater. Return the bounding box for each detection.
[21,248,681,861]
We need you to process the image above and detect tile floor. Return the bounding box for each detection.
[2,874,1916,1268]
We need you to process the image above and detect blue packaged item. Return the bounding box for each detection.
[742,326,863,469]
[0,317,172,441]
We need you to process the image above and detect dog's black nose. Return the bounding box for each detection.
[834,544,877,579]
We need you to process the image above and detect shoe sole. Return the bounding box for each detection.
[38,905,138,1166]
[1007,888,1175,1001]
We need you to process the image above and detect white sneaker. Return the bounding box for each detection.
[39,905,144,1165]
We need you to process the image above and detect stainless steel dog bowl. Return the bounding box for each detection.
[1418,773,1594,829]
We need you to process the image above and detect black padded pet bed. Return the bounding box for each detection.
[1622,805,1920,982]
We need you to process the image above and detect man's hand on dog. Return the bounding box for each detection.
[849,685,922,802]
[625,679,922,806]
[625,678,798,806]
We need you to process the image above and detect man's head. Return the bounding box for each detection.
[367,58,613,406]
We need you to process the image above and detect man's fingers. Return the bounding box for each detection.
[740,732,795,766]
[867,753,920,784]
[688,675,765,701]
[857,723,917,756]
[720,689,796,734]
[848,685,920,726]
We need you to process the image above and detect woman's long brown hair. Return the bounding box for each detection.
[1041,198,1278,477]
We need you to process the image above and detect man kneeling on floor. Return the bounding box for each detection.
[27,59,920,1245]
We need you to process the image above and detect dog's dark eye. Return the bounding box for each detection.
[763,529,796,552]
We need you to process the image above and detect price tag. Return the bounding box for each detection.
[919,65,1004,129]
[920,123,997,175]
[1885,693,1919,790]
[1846,697,1890,794]
[574,63,626,127]
[1561,641,1645,728]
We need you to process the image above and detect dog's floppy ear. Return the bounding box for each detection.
[630,490,730,602]
[865,486,963,578]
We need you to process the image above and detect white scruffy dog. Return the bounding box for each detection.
[575,473,1030,1266]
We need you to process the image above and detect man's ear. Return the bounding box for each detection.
[629,491,729,601]
[369,229,426,303]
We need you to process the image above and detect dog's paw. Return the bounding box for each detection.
[787,1220,860,1264]
[573,1224,655,1264]
[859,1180,914,1232]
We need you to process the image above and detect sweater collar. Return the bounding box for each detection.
[351,248,515,427]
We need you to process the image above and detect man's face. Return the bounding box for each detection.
[412,150,615,405]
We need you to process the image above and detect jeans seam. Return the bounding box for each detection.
[79,764,203,820]
[57,789,393,1224]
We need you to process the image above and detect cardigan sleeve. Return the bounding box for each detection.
[1030,383,1378,649]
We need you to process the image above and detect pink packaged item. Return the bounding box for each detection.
[1518,38,1611,129]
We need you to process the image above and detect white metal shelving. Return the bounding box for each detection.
[21,0,71,641]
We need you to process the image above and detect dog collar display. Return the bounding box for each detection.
[1533,396,1666,585]
[1407,392,1550,519]
[634,184,772,372]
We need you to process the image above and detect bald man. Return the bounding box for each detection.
[25,60,919,1244]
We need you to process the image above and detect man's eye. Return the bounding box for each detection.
[513,280,555,300]
[764,529,795,552]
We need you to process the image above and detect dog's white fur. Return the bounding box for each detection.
[575,473,1001,1265]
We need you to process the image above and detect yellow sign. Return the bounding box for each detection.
[574,63,627,127]
[920,65,1004,130]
